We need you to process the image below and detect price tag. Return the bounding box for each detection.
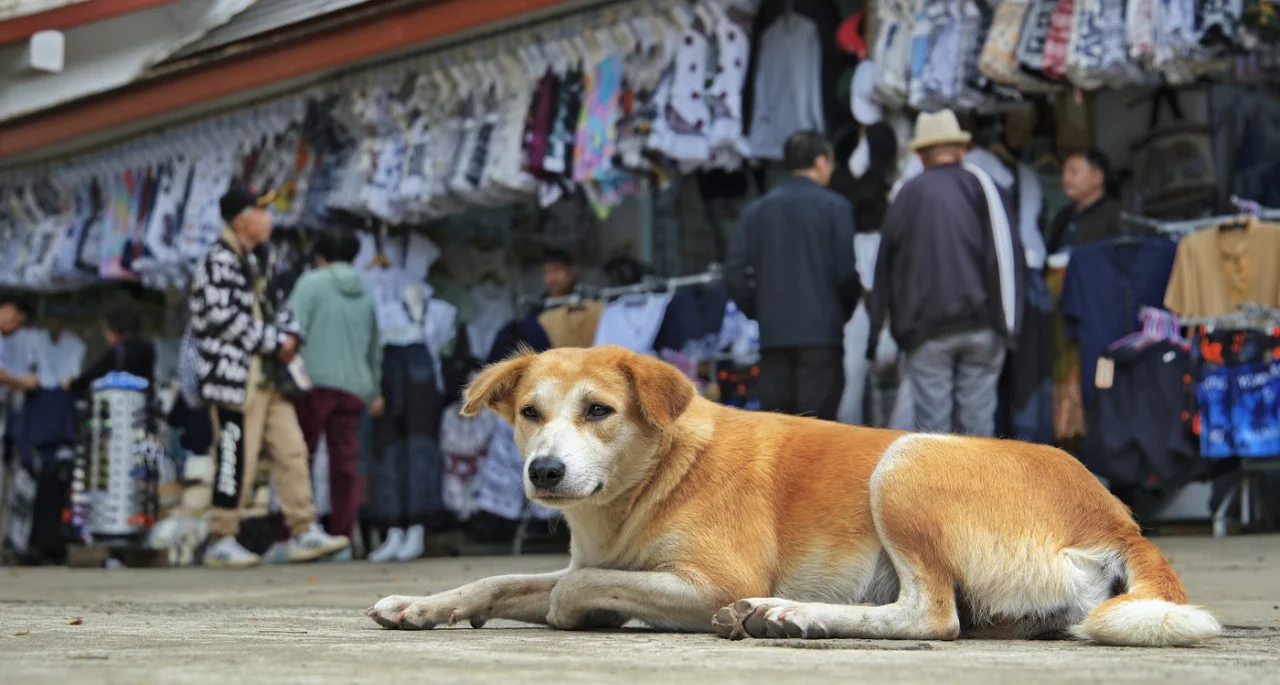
[1095,357,1115,390]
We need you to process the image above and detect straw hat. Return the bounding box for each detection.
[908,109,972,151]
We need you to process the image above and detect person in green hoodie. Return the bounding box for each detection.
[289,230,383,542]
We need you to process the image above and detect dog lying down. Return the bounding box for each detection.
[367,346,1221,646]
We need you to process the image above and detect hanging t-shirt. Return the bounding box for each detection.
[33,330,86,390]
[467,284,516,361]
[440,402,498,521]
[1163,220,1280,318]
[539,301,605,349]
[746,13,825,160]
[1059,237,1176,408]
[593,292,675,355]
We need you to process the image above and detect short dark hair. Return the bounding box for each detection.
[543,249,574,268]
[783,130,833,172]
[0,294,35,319]
[315,231,361,263]
[1066,148,1116,196]
[103,299,142,338]
[1067,148,1111,179]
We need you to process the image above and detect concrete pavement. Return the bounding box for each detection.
[2,535,1279,684]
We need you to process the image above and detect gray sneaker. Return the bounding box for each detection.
[287,524,350,563]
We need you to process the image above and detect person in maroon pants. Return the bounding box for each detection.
[276,231,383,555]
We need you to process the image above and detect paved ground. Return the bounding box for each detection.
[1,536,1279,684]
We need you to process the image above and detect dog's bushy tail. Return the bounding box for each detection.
[1071,537,1221,647]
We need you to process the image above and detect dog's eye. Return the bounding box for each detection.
[585,403,615,420]
[520,406,540,420]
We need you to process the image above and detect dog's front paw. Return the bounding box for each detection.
[365,593,488,631]
[712,598,817,640]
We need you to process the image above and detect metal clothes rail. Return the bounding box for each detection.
[528,264,723,310]
[1120,196,1280,235]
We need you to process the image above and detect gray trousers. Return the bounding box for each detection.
[904,329,1006,437]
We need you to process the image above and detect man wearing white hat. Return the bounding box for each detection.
[866,109,1022,437]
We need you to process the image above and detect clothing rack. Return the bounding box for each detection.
[1180,303,1280,330]
[1120,197,1280,236]
[1174,302,1280,537]
[531,264,723,309]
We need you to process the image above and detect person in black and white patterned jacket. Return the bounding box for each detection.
[189,180,349,568]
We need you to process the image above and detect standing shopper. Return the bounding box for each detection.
[868,109,1023,437]
[189,180,350,568]
[288,231,383,543]
[725,130,861,420]
[64,300,156,393]
[0,296,36,394]
[1046,149,1123,255]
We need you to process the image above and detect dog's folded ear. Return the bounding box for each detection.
[461,348,535,421]
[620,352,696,430]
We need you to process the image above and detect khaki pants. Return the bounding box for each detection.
[208,359,315,538]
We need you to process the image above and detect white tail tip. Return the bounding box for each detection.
[1072,599,1223,647]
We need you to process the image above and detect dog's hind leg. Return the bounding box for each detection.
[712,542,959,641]
[714,435,961,641]
[367,570,567,630]
[547,569,720,632]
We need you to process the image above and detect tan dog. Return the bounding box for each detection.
[367,346,1221,646]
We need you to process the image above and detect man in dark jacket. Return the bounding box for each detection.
[868,109,1023,437]
[1046,148,1123,255]
[725,130,860,420]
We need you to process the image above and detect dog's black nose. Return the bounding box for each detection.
[528,457,566,489]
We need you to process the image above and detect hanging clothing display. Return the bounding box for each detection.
[1092,336,1203,489]
[439,402,498,521]
[745,12,826,160]
[367,343,445,529]
[539,301,605,348]
[1058,236,1177,411]
[592,293,676,354]
[1163,220,1280,319]
[1047,259,1086,441]
[859,0,1272,113]
[0,0,783,293]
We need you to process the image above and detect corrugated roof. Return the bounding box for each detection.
[170,0,379,58]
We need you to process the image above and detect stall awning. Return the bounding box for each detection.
[164,0,383,60]
[0,0,579,161]
[0,1,179,45]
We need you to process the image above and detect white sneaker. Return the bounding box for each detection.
[205,536,262,568]
[395,524,425,562]
[287,524,350,563]
[368,527,404,563]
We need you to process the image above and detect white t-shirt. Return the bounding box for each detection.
[592,292,674,355]
[34,330,86,389]
[467,284,515,361]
